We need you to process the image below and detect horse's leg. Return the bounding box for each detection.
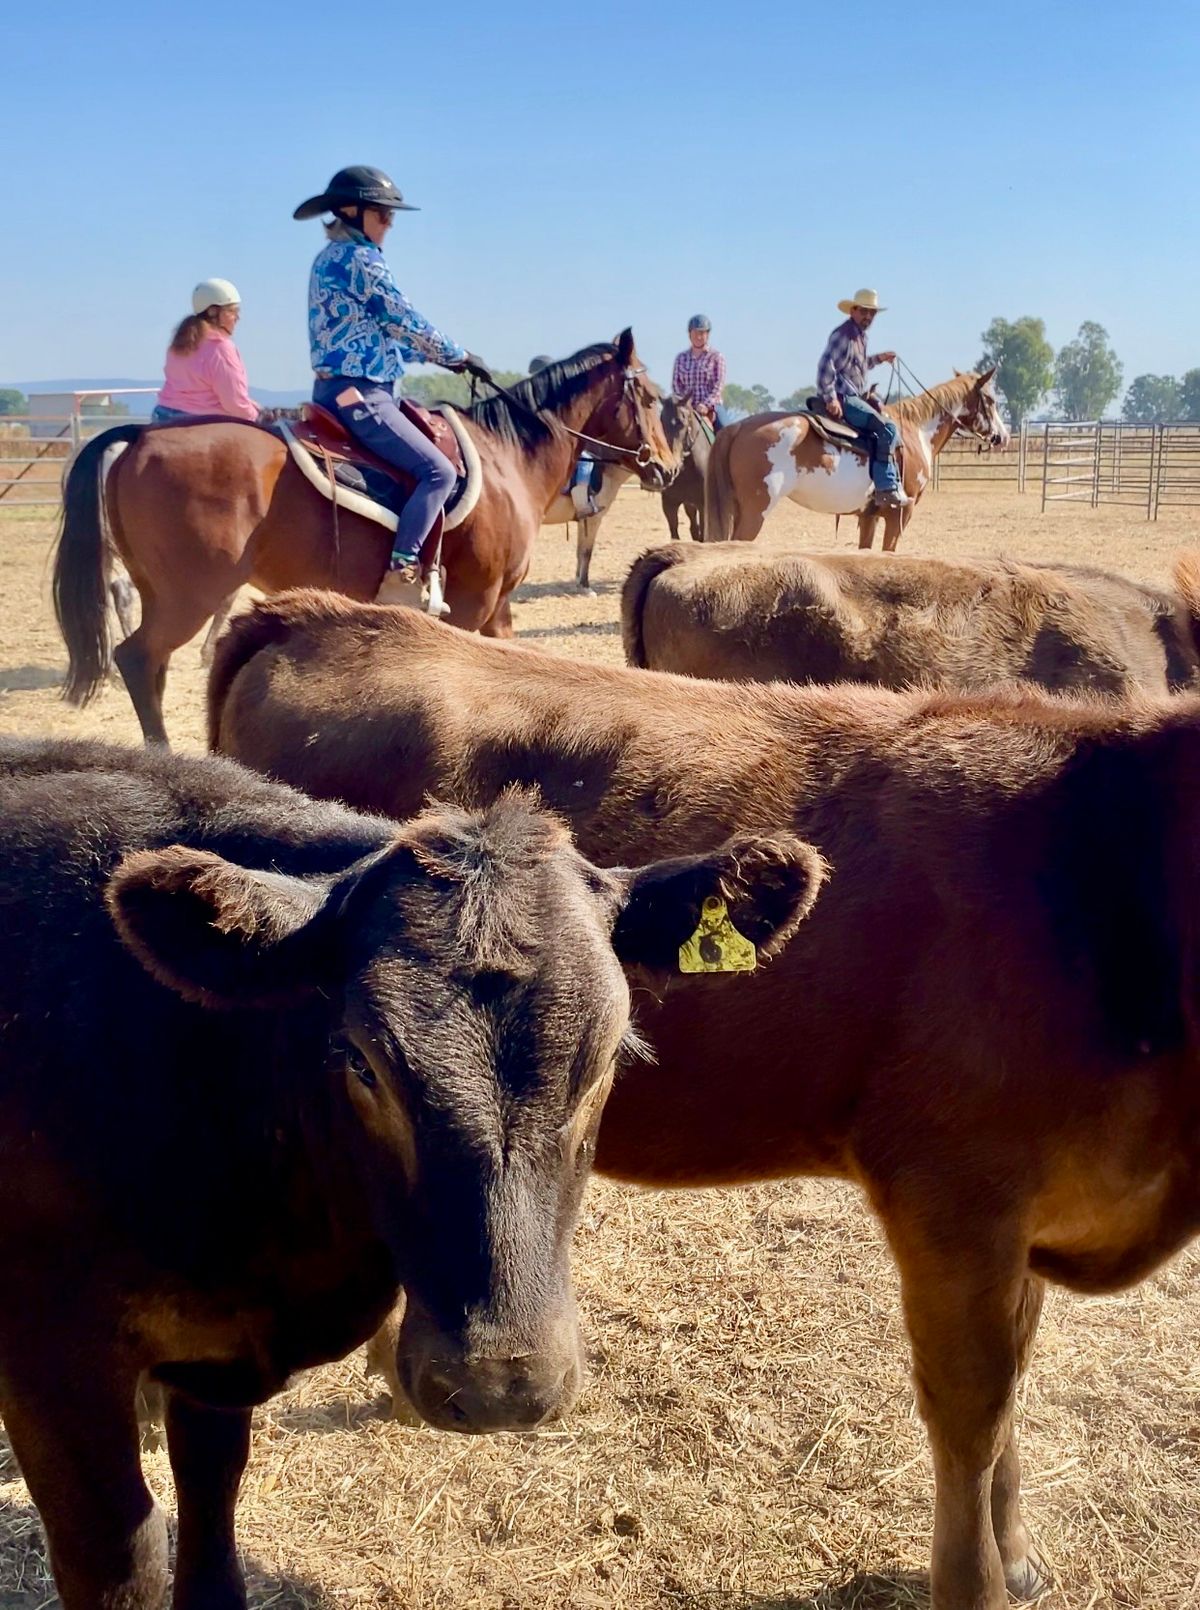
[663,494,681,542]
[200,592,236,668]
[881,509,904,552]
[480,597,515,638]
[114,590,214,747]
[731,504,765,542]
[110,572,138,639]
[0,1345,168,1609]
[857,508,878,549]
[575,517,600,595]
[165,1391,252,1608]
[687,501,703,542]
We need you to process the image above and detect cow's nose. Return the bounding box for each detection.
[409,1354,580,1433]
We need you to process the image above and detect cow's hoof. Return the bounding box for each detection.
[1005,1543,1051,1601]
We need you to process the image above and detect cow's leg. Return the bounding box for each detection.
[890,1215,1033,1610]
[990,1276,1050,1600]
[165,1392,252,1609]
[0,1356,168,1609]
[575,516,600,594]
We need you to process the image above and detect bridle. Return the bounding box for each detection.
[889,356,1003,448]
[471,363,663,470]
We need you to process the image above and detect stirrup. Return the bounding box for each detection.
[424,566,450,619]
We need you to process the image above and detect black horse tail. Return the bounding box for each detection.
[53,423,144,704]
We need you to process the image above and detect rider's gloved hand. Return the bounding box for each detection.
[449,352,495,385]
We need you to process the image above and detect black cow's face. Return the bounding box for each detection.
[108,799,825,1434]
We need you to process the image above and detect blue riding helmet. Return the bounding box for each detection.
[687,314,712,332]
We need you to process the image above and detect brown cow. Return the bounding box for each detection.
[622,542,1200,695]
[210,591,1200,1610]
[0,736,817,1610]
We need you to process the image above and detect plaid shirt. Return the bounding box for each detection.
[671,346,726,411]
[817,318,882,402]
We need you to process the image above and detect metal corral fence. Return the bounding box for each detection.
[1040,421,1200,519]
[0,390,157,507]
[932,422,1041,492]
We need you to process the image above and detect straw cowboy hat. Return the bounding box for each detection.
[837,288,887,314]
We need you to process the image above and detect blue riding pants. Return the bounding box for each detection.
[841,394,900,492]
[312,377,457,567]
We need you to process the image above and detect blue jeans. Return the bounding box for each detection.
[841,395,900,492]
[151,404,188,424]
[313,377,457,567]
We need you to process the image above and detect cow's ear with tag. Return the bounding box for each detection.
[609,833,826,974]
[107,846,332,1009]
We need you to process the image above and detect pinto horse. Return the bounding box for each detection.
[704,368,1008,552]
[53,329,673,744]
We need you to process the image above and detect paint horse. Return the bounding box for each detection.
[53,330,674,745]
[703,369,1008,551]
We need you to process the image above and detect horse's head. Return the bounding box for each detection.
[660,395,708,470]
[587,329,679,490]
[962,367,1010,450]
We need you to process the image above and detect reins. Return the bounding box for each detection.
[469,366,659,469]
[885,357,996,446]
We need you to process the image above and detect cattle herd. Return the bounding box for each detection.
[6,521,1200,1610]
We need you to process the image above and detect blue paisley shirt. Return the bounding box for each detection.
[308,232,466,382]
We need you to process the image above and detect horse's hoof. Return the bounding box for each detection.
[576,585,597,598]
[1005,1543,1051,1602]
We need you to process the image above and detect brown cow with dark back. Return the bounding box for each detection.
[622,542,1200,696]
[212,592,1200,1610]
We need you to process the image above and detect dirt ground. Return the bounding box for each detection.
[2,486,1200,1609]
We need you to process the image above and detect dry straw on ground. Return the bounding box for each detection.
[1,486,1200,1607]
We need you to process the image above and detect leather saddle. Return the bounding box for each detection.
[289,400,466,505]
[798,396,873,454]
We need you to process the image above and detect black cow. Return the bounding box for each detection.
[0,738,821,1609]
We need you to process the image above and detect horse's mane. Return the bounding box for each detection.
[888,372,983,425]
[467,342,620,452]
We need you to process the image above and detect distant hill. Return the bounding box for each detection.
[4,379,311,416]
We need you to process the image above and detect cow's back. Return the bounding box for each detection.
[623,545,1195,696]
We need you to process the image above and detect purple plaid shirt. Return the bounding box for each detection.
[817,318,882,403]
[672,346,726,411]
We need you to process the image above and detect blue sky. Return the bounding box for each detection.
[2,0,1198,400]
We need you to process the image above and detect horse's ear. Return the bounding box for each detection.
[615,328,635,364]
[978,364,997,385]
[952,367,962,377]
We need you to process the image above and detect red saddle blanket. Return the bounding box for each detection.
[293,400,465,488]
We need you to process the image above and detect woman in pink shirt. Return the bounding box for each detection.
[153,278,260,423]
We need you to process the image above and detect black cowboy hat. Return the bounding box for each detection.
[293,165,419,221]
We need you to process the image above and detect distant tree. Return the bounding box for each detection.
[401,369,524,410]
[977,316,1054,429]
[0,389,26,416]
[776,387,815,412]
[1181,368,1200,422]
[1121,374,1183,424]
[1053,322,1123,421]
[722,382,775,416]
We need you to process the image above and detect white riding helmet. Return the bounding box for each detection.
[192,278,241,315]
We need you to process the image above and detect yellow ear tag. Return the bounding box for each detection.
[678,895,757,975]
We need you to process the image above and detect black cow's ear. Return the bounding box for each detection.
[610,833,826,973]
[107,846,332,1009]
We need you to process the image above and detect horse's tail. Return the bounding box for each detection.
[620,544,692,668]
[53,423,144,704]
[703,424,738,543]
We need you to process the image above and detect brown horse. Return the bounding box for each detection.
[659,395,711,542]
[52,329,674,744]
[703,369,1008,551]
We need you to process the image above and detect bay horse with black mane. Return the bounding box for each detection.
[52,329,673,744]
[704,369,1008,552]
